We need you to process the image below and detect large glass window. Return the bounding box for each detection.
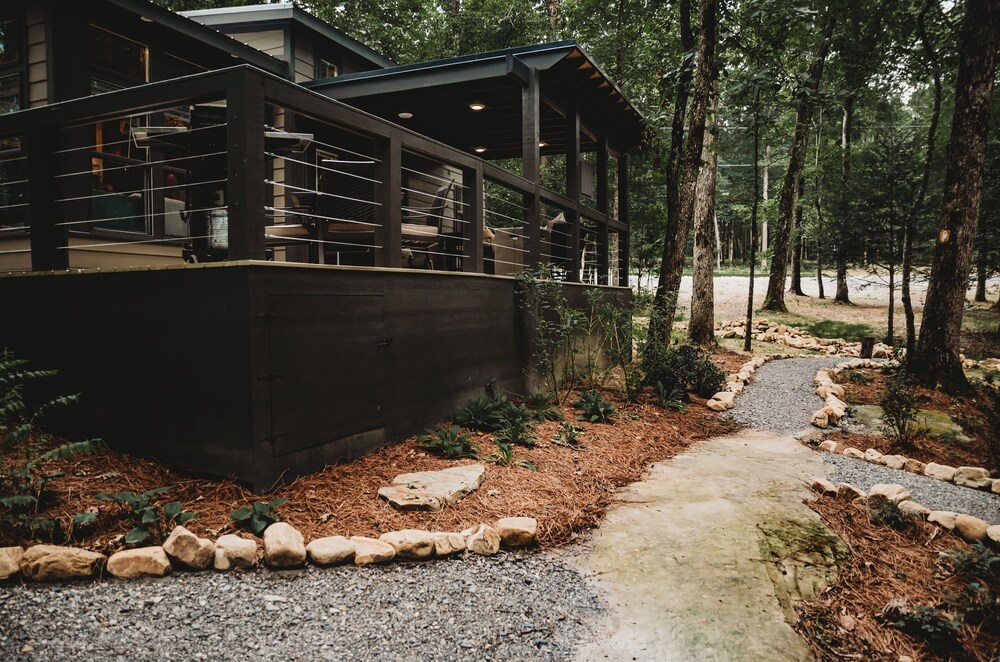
[0,17,21,116]
[0,73,18,115]
[0,18,20,66]
[89,26,148,84]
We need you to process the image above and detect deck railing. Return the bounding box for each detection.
[0,65,629,284]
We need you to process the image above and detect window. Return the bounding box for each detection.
[0,17,20,66]
[162,53,204,81]
[0,17,21,116]
[0,73,18,115]
[89,26,148,84]
[318,58,338,80]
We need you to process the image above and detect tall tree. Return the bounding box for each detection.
[689,80,720,345]
[761,15,835,311]
[909,0,1000,393]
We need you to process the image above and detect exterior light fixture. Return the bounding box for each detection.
[473,146,487,153]
[469,102,487,112]
[397,112,413,119]
[139,16,154,22]
[538,141,547,147]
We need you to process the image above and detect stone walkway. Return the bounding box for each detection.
[572,358,846,662]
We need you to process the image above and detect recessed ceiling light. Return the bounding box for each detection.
[538,141,547,147]
[139,16,154,23]
[469,102,487,112]
[473,146,487,153]
[397,112,413,119]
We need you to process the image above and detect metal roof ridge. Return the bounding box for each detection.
[179,3,295,17]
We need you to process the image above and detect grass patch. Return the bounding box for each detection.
[796,319,875,343]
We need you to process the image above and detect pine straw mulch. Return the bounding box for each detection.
[838,370,999,472]
[1,388,732,554]
[795,497,999,661]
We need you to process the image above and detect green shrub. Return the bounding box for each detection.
[655,382,687,412]
[891,604,962,650]
[942,542,1000,580]
[416,424,479,459]
[523,391,564,422]
[844,370,873,384]
[493,416,537,448]
[867,500,910,531]
[574,390,616,423]
[879,369,921,449]
[485,440,535,470]
[455,395,507,432]
[643,343,725,398]
[96,486,196,545]
[230,498,287,536]
[551,422,585,449]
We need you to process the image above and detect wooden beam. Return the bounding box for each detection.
[565,106,581,282]
[27,124,67,271]
[226,69,267,260]
[596,133,610,283]
[374,128,403,268]
[461,162,484,273]
[522,66,541,265]
[618,152,630,286]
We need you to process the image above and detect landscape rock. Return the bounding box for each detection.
[898,501,931,518]
[867,483,911,506]
[902,459,926,475]
[214,535,257,571]
[350,537,395,565]
[818,440,838,452]
[824,395,847,422]
[993,479,1000,494]
[378,464,486,512]
[463,524,501,555]
[809,477,837,497]
[0,546,24,580]
[954,466,992,489]
[494,517,538,547]
[836,483,866,501]
[306,536,355,565]
[106,546,171,579]
[882,455,906,470]
[811,410,830,429]
[19,545,105,581]
[864,449,884,464]
[927,511,958,531]
[842,447,865,460]
[988,525,1000,545]
[162,525,215,570]
[263,522,306,568]
[708,391,737,411]
[923,463,957,482]
[432,532,467,557]
[379,529,436,560]
[954,515,990,542]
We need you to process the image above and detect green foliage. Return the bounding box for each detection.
[96,486,195,545]
[551,422,585,450]
[655,382,687,412]
[493,416,537,448]
[455,395,508,432]
[0,349,104,540]
[843,370,874,384]
[485,440,535,470]
[867,500,910,531]
[643,343,725,399]
[574,390,616,423]
[801,320,876,344]
[416,424,479,459]
[230,498,287,537]
[891,605,962,650]
[942,542,1000,580]
[523,391,564,421]
[879,369,922,449]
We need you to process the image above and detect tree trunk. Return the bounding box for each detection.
[886,263,895,345]
[835,256,850,303]
[910,0,1000,394]
[833,98,854,304]
[975,241,988,301]
[762,17,835,311]
[745,88,761,353]
[649,0,694,343]
[761,145,769,266]
[652,0,716,343]
[789,176,806,295]
[689,83,719,346]
[714,211,721,270]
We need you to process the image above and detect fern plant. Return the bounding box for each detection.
[574,390,616,423]
[96,486,196,545]
[230,498,287,536]
[416,424,480,459]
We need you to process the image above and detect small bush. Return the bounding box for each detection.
[844,370,873,384]
[942,542,1000,580]
[574,390,616,423]
[416,424,479,459]
[655,382,687,412]
[892,604,962,650]
[485,440,535,470]
[523,391,564,422]
[868,500,910,531]
[455,396,507,432]
[879,369,921,449]
[96,486,196,545]
[493,417,537,448]
[230,498,287,536]
[551,422,585,449]
[643,344,725,399]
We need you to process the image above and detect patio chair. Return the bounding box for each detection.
[401,180,454,268]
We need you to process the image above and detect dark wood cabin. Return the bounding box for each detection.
[0,1,642,490]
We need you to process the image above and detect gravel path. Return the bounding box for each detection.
[730,356,1000,523]
[0,553,601,661]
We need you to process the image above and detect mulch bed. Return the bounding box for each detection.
[795,497,999,661]
[839,370,999,472]
[1,386,732,554]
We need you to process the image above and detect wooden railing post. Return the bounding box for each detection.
[596,133,610,284]
[375,128,402,268]
[522,66,541,267]
[461,162,484,273]
[27,125,67,271]
[565,107,581,282]
[226,69,267,260]
[618,152,630,287]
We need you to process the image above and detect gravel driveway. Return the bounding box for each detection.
[0,553,601,661]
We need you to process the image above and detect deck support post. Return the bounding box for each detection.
[375,128,402,268]
[618,152,630,287]
[461,162,484,273]
[596,133,610,284]
[226,69,267,261]
[565,107,581,282]
[521,66,541,268]
[27,125,67,271]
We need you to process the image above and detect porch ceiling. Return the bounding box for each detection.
[306,41,646,161]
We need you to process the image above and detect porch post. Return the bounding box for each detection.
[618,152,630,287]
[226,69,267,260]
[461,162,484,273]
[565,106,581,282]
[27,125,67,271]
[374,128,402,268]
[596,133,610,284]
[521,66,541,267]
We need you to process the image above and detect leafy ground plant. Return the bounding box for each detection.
[96,486,196,545]
[879,369,922,449]
[574,390,616,423]
[655,382,687,412]
[493,416,537,448]
[485,441,535,470]
[642,343,725,399]
[416,424,479,459]
[231,498,287,536]
[551,422,585,450]
[454,395,507,432]
[888,604,962,651]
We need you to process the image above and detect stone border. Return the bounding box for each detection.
[0,517,538,583]
[706,353,792,411]
[801,359,1000,496]
[962,355,1000,392]
[809,478,1000,546]
[713,319,894,358]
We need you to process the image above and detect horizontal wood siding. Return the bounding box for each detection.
[26,6,47,107]
[295,39,314,83]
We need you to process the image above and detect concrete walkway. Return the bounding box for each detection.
[573,430,844,662]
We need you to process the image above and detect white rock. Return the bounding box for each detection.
[263,522,306,568]
[463,524,501,555]
[707,391,736,411]
[817,440,838,452]
[842,447,865,460]
[350,537,395,565]
[825,395,847,422]
[864,449,884,464]
[106,546,171,579]
[867,483,911,506]
[902,458,926,475]
[19,545,105,581]
[809,477,837,497]
[987,525,1000,544]
[0,546,24,580]
[306,536,355,565]
[214,535,258,571]
[882,455,906,470]
[494,517,538,547]
[927,511,958,530]
[378,465,486,512]
[811,409,830,429]
[954,466,992,489]
[898,501,931,518]
[379,530,436,559]
[954,515,990,541]
[162,525,215,570]
[993,479,1000,494]
[432,532,467,557]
